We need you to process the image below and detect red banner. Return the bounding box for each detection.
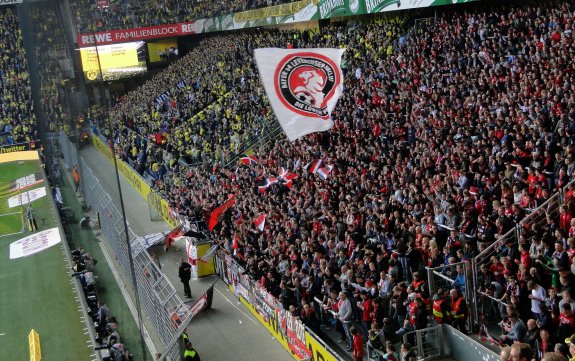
[207,195,236,231]
[77,22,196,47]
[96,0,109,8]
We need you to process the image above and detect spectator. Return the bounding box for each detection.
[533,329,554,361]
[509,343,534,361]
[501,312,527,345]
[84,0,575,356]
[400,343,417,361]
[0,7,36,147]
[350,326,363,361]
[336,291,353,352]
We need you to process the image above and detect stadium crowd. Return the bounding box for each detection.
[29,2,71,133]
[71,0,300,33]
[0,6,37,147]
[90,0,575,359]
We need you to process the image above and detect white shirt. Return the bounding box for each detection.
[531,285,547,314]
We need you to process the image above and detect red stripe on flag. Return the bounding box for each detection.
[207,195,236,231]
[254,213,266,231]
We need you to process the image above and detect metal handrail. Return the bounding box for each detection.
[518,178,575,228]
[473,226,517,265]
[470,178,575,327]
[478,291,509,308]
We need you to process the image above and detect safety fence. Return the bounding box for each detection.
[89,132,181,229]
[426,261,475,332]
[469,178,575,329]
[58,131,192,361]
[213,248,344,361]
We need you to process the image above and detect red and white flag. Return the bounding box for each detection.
[254,213,266,231]
[304,159,322,174]
[240,155,258,166]
[258,178,278,194]
[254,48,345,141]
[317,165,333,180]
[278,167,298,181]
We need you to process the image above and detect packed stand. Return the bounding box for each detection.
[71,0,300,33]
[96,28,346,184]
[0,7,37,146]
[94,0,575,359]
[29,2,70,132]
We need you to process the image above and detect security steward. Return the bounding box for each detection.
[432,289,451,324]
[184,341,201,361]
[182,329,189,345]
[450,288,468,333]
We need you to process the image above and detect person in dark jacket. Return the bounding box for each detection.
[533,328,554,361]
[415,298,428,330]
[279,281,294,310]
[179,259,192,298]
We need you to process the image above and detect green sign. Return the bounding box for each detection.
[195,0,480,32]
[316,0,479,19]
[318,0,366,18]
[364,0,400,14]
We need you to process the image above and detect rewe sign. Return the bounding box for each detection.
[77,22,197,47]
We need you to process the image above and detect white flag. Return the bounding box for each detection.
[254,48,345,141]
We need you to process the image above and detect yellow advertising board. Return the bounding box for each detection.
[233,0,316,22]
[238,290,339,361]
[238,296,296,359]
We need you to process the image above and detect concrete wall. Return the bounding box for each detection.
[443,325,499,361]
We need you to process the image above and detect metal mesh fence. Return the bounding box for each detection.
[58,132,191,361]
[427,261,475,332]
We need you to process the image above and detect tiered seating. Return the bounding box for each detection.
[93,1,575,358]
[70,0,300,33]
[0,7,36,146]
[29,2,70,132]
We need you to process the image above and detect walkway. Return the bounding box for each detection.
[79,144,295,361]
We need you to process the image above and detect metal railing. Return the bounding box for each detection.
[223,117,283,168]
[518,186,565,232]
[58,132,192,361]
[427,261,474,332]
[471,178,575,328]
[403,325,444,360]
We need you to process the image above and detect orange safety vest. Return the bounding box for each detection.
[432,300,449,323]
[452,297,465,319]
[413,279,425,290]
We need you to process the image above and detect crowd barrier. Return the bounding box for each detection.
[91,133,181,229]
[213,249,343,361]
[58,131,191,361]
[469,177,575,329]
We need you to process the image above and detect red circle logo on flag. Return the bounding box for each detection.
[274,52,341,119]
